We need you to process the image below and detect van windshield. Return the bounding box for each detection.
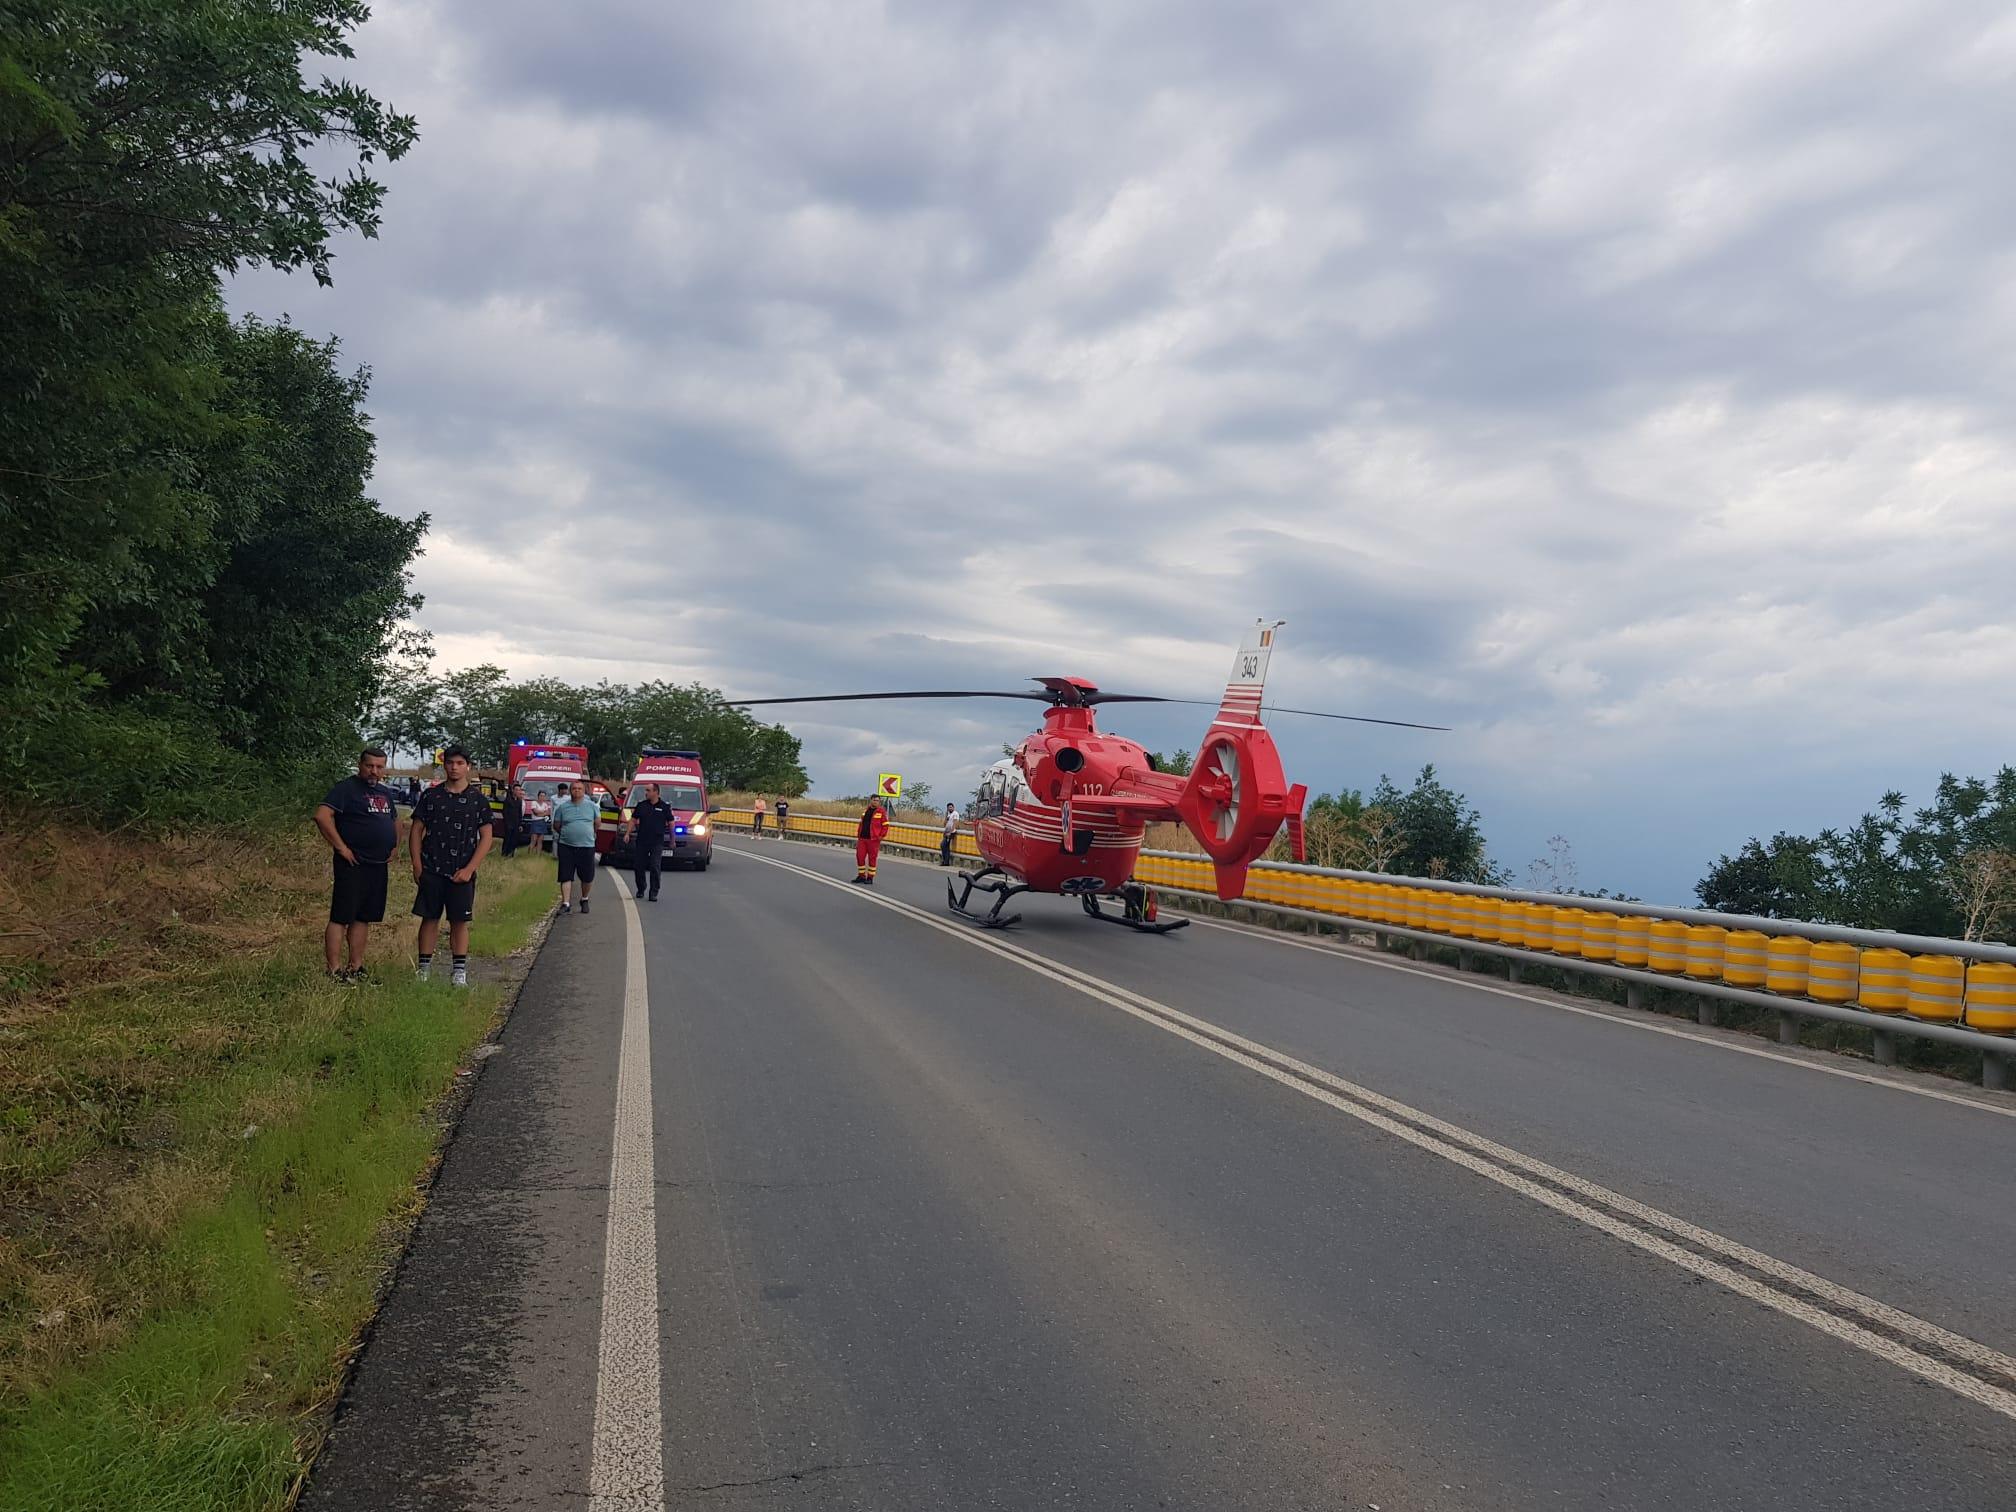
[632,784,705,811]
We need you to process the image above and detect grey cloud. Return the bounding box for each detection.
[230,0,2016,901]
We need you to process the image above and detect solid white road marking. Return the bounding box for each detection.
[1180,913,2016,1121]
[724,843,2016,1421]
[588,888,665,1510]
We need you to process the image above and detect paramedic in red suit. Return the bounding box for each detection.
[853,799,889,885]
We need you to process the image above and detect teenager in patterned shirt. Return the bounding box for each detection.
[408,746,494,987]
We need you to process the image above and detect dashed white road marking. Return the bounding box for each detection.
[725,842,2016,1423]
[588,887,665,1510]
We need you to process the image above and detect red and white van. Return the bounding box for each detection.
[609,748,717,871]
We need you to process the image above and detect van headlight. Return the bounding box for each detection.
[689,822,708,837]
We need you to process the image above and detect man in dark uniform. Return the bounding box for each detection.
[409,746,494,987]
[313,747,400,981]
[624,782,674,901]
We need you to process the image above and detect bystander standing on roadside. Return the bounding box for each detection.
[774,797,789,837]
[500,782,526,858]
[526,789,552,853]
[940,801,959,866]
[752,794,767,837]
[552,779,600,914]
[313,747,400,982]
[624,782,673,901]
[409,746,493,987]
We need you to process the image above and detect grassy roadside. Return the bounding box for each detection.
[0,828,555,1512]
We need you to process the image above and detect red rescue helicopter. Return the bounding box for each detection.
[731,621,1444,932]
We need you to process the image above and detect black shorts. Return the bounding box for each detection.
[412,870,478,923]
[330,857,389,925]
[557,844,597,885]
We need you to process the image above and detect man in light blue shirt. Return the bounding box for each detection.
[551,780,601,914]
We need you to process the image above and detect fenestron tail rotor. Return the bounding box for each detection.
[1202,740,1242,842]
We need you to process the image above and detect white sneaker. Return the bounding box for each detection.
[450,963,469,988]
[416,959,433,981]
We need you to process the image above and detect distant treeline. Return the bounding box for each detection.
[364,662,810,795]
[2,5,420,817]
[1302,766,1505,885]
[1696,770,2016,941]
[1304,763,2016,940]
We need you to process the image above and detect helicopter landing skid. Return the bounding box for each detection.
[1080,888,1190,935]
[948,867,1026,929]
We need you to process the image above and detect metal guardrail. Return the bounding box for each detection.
[721,808,983,859]
[714,811,2016,1086]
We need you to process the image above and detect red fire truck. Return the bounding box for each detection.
[498,742,620,854]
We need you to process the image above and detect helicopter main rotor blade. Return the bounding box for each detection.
[1086,694,1449,731]
[725,690,1056,707]
[722,690,1447,730]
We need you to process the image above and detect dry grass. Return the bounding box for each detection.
[0,824,324,1008]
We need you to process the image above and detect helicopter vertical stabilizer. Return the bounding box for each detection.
[1210,619,1282,727]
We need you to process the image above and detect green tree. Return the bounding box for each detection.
[1696,833,1833,919]
[1148,748,1193,775]
[198,318,424,762]
[1369,765,1504,884]
[1,1,418,809]
[362,651,442,759]
[1695,769,2016,939]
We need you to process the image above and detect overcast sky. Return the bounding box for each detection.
[229,0,2016,903]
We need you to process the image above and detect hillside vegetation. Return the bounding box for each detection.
[2,3,422,817]
[0,827,553,1509]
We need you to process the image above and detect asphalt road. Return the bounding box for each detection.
[305,836,2016,1510]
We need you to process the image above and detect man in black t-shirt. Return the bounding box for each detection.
[409,747,494,988]
[624,782,674,901]
[314,748,401,981]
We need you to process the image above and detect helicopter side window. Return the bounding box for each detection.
[980,770,1010,819]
